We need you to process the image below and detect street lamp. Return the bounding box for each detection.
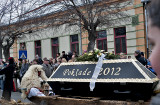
[141,0,151,58]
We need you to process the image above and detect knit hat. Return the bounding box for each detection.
[43,57,49,61]
[135,50,141,54]
[8,57,14,64]
[141,52,144,56]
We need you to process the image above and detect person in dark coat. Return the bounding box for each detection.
[140,52,148,64]
[62,51,68,61]
[42,58,53,78]
[0,57,15,101]
[134,50,147,66]
[20,59,29,79]
[35,55,43,65]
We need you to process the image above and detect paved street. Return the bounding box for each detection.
[0,90,31,103]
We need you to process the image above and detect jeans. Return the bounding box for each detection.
[0,79,4,90]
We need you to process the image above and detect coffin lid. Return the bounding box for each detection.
[48,59,159,83]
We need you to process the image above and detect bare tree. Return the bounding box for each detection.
[44,0,132,51]
[0,0,27,60]
[0,0,132,60]
[0,0,46,60]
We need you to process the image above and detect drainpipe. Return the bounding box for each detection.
[141,0,150,58]
[144,2,149,58]
[79,18,82,55]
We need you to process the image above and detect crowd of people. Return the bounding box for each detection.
[0,51,78,89]
[0,0,159,103]
[0,51,78,100]
[0,49,156,101]
[119,50,156,75]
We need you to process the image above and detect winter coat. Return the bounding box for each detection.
[20,63,29,77]
[147,61,156,74]
[0,64,15,91]
[42,64,53,78]
[21,65,48,99]
[135,54,147,66]
[62,54,68,61]
[0,64,15,100]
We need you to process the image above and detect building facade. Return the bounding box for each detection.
[10,0,147,61]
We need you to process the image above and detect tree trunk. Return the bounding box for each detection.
[3,47,10,61]
[0,41,2,59]
[87,30,96,52]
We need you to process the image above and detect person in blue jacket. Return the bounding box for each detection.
[0,57,15,101]
[146,60,156,75]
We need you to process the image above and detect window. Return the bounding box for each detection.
[52,38,59,58]
[70,35,79,54]
[114,27,127,54]
[35,40,41,57]
[20,42,26,50]
[96,30,107,52]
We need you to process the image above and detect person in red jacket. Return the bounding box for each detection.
[0,57,15,101]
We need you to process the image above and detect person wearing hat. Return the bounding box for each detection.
[0,57,15,101]
[134,50,147,66]
[42,57,53,78]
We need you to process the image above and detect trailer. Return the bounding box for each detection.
[29,95,150,105]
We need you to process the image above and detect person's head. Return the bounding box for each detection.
[8,57,14,65]
[18,58,22,63]
[57,61,61,65]
[62,58,67,63]
[49,58,53,64]
[134,50,141,57]
[22,59,27,64]
[35,55,39,60]
[148,0,160,78]
[128,56,131,59]
[120,53,127,59]
[73,51,76,55]
[43,57,49,64]
[49,58,53,61]
[53,58,57,64]
[58,58,62,62]
[112,51,115,54]
[72,54,75,59]
[62,51,65,55]
[32,59,38,65]
[57,53,60,57]
[2,61,6,65]
[141,52,144,57]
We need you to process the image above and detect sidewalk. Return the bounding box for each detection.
[0,90,31,103]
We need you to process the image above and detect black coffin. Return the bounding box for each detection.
[48,59,159,100]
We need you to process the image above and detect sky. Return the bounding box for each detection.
[0,0,98,25]
[0,0,59,24]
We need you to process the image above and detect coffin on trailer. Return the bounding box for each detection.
[48,59,159,100]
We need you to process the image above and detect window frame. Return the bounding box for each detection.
[35,40,41,57]
[70,34,79,54]
[114,27,127,54]
[96,30,108,51]
[51,38,59,58]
